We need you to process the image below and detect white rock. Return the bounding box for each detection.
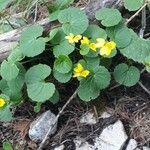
[54,145,64,150]
[99,111,111,119]
[143,146,150,150]
[74,137,94,150]
[80,112,97,125]
[94,120,128,150]
[29,110,57,142]
[126,139,137,150]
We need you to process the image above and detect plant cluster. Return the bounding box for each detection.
[0,0,150,122]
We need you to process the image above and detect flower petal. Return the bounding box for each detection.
[0,98,6,107]
[81,37,90,45]
[96,38,106,48]
[81,70,90,77]
[90,43,97,51]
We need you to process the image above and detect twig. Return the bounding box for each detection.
[34,2,38,22]
[109,84,120,91]
[139,0,146,38]
[138,81,150,96]
[37,89,78,150]
[125,3,147,25]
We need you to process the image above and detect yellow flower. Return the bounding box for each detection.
[90,43,97,51]
[74,35,82,42]
[100,41,116,56]
[81,37,90,45]
[73,63,90,78]
[96,38,106,48]
[65,33,82,43]
[0,98,6,107]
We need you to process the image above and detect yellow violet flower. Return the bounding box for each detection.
[100,41,116,56]
[96,38,105,48]
[81,37,90,45]
[65,33,82,43]
[73,63,90,78]
[0,98,6,107]
[89,43,97,51]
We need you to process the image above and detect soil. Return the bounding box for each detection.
[0,71,150,149]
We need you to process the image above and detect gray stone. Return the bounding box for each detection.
[53,145,64,150]
[74,120,128,150]
[94,120,128,150]
[74,137,94,150]
[143,147,150,150]
[126,139,137,150]
[80,112,97,125]
[29,110,57,142]
[99,111,112,119]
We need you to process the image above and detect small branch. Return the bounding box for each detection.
[138,81,150,96]
[141,68,146,74]
[139,0,146,38]
[125,3,147,25]
[37,89,78,150]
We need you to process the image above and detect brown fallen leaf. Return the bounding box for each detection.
[13,119,31,139]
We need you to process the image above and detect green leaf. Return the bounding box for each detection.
[113,63,140,87]
[49,10,61,22]
[53,0,74,10]
[20,25,45,57]
[124,0,144,11]
[0,105,12,122]
[0,0,12,12]
[25,64,51,84]
[0,80,22,103]
[78,65,110,101]
[143,56,150,73]
[119,31,150,63]
[53,41,75,57]
[50,28,66,44]
[25,64,55,102]
[49,27,60,41]
[0,80,10,96]
[80,44,90,55]
[7,47,24,63]
[2,141,13,150]
[78,76,100,101]
[1,60,19,81]
[54,55,72,73]
[83,25,107,39]
[53,69,72,83]
[7,67,25,93]
[115,27,132,48]
[34,102,42,113]
[86,50,99,58]
[93,66,111,89]
[84,56,100,72]
[95,8,122,27]
[49,89,59,104]
[27,82,55,102]
[58,7,89,34]
[49,0,74,21]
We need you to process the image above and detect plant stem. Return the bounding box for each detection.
[125,3,147,25]
[138,81,150,96]
[139,0,146,38]
[37,88,78,150]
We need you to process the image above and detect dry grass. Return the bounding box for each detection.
[113,96,150,146]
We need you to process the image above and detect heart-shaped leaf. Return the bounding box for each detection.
[58,7,89,34]
[95,8,122,27]
[20,25,45,57]
[25,64,55,102]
